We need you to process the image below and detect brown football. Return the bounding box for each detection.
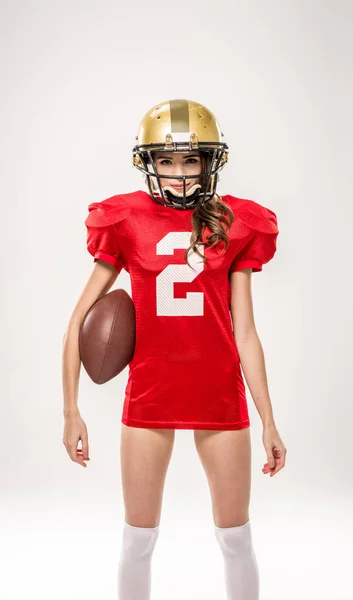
[79,289,136,384]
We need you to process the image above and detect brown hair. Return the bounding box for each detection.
[184,151,234,267]
[145,151,235,268]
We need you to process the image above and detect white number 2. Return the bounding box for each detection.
[156,231,205,316]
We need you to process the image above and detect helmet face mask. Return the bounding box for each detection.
[143,148,223,209]
[132,99,229,210]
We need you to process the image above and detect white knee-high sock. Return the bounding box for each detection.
[117,521,160,600]
[215,520,259,600]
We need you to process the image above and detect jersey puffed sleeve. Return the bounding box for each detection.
[84,197,130,273]
[229,200,279,273]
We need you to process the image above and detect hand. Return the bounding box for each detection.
[63,411,90,468]
[262,423,286,477]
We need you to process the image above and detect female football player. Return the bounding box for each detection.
[62,99,287,600]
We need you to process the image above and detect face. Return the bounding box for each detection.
[152,151,202,193]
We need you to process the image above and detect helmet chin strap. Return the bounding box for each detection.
[163,183,201,206]
[151,182,202,206]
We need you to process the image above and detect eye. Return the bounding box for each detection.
[159,158,199,165]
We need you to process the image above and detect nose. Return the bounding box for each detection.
[170,164,185,177]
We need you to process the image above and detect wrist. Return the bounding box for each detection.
[64,408,80,418]
[262,418,276,429]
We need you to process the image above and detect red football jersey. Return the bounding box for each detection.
[85,190,279,430]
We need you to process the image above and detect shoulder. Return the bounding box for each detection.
[221,194,279,235]
[85,190,147,227]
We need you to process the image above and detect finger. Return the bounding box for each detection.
[82,445,90,460]
[68,445,87,466]
[80,434,90,459]
[270,460,285,476]
[273,449,285,469]
[266,452,275,468]
[263,460,279,474]
[77,449,90,462]
[68,442,79,461]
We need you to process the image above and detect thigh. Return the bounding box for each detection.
[194,427,251,528]
[120,423,175,527]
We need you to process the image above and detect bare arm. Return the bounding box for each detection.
[229,268,275,428]
[62,260,119,417]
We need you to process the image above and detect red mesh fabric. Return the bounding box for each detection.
[85,197,132,273]
[82,190,279,430]
[228,198,279,273]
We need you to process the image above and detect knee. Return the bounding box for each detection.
[121,521,160,560]
[214,515,249,529]
[215,520,253,555]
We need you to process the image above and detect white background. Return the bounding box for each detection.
[1,0,353,598]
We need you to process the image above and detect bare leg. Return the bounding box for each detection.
[117,424,175,599]
[194,427,259,599]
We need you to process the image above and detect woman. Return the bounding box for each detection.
[62,99,287,600]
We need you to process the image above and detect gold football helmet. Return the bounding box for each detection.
[132,99,229,209]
